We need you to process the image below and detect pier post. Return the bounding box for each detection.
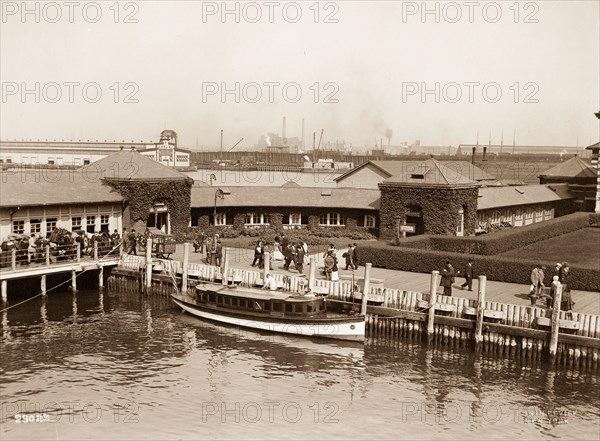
[549,282,563,362]
[182,243,190,293]
[71,270,77,293]
[474,276,487,344]
[120,239,125,257]
[145,238,153,290]
[11,249,16,271]
[308,257,316,291]
[361,263,372,316]
[222,248,229,286]
[263,252,270,280]
[76,242,81,263]
[45,245,50,266]
[1,280,7,303]
[98,266,104,289]
[93,241,98,261]
[427,271,439,341]
[40,275,47,296]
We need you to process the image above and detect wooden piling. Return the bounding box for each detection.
[474,276,487,344]
[182,243,190,293]
[98,266,104,289]
[308,257,316,291]
[93,241,98,261]
[361,263,372,316]
[40,275,46,295]
[71,269,77,293]
[145,238,153,290]
[222,249,229,286]
[549,282,563,362]
[76,242,81,263]
[1,280,7,302]
[427,271,439,341]
[45,245,50,266]
[11,249,16,270]
[263,252,270,280]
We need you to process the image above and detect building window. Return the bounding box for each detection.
[30,219,42,234]
[456,207,464,237]
[6,158,12,163]
[288,213,302,225]
[215,213,227,226]
[48,159,55,165]
[176,155,188,162]
[100,215,110,232]
[244,213,268,225]
[72,216,82,231]
[86,216,97,233]
[83,159,90,165]
[320,213,344,226]
[364,215,375,228]
[12,220,25,234]
[46,218,57,235]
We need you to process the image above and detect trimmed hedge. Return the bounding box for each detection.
[355,241,600,292]
[396,212,592,255]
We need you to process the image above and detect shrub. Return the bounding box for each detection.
[355,241,600,291]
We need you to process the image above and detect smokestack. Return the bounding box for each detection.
[301,118,305,149]
[471,146,476,164]
[483,146,487,161]
[282,116,286,144]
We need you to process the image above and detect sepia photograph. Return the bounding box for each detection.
[0,1,599,440]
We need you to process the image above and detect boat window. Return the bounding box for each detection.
[232,297,238,307]
[217,296,224,305]
[294,304,304,313]
[307,304,314,313]
[272,303,282,312]
[254,301,263,311]
[285,304,293,313]
[208,294,216,303]
[239,299,246,308]
[224,297,231,306]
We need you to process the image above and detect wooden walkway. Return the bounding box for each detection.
[170,244,600,316]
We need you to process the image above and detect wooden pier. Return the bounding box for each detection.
[106,243,600,370]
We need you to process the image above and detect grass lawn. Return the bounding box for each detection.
[498,228,600,268]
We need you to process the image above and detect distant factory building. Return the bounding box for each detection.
[0,129,191,168]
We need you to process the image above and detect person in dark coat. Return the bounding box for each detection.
[440,261,456,296]
[343,244,356,270]
[215,240,223,267]
[460,260,474,291]
[294,243,305,274]
[127,229,137,255]
[559,262,574,312]
[251,241,263,267]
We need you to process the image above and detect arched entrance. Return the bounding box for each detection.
[147,203,170,234]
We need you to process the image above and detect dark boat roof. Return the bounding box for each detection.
[196,283,320,302]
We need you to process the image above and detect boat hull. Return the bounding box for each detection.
[171,296,365,342]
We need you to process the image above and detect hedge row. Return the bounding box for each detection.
[354,241,600,292]
[408,212,592,255]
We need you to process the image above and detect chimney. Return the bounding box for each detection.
[471,146,476,164]
[482,146,487,161]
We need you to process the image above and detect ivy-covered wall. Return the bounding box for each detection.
[378,184,479,240]
[108,179,192,236]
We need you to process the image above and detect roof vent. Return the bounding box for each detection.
[321,189,332,196]
[411,174,425,179]
[515,187,525,194]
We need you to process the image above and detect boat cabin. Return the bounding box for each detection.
[196,286,327,318]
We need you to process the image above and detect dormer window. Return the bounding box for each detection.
[411,174,425,179]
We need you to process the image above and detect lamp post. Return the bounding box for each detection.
[213,188,224,225]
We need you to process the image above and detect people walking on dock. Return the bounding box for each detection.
[294,242,305,274]
[110,229,121,247]
[528,264,546,306]
[127,229,137,255]
[559,262,574,314]
[460,260,473,291]
[440,261,456,296]
[343,244,357,271]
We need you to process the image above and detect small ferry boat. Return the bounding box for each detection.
[171,282,365,342]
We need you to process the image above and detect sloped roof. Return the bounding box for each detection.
[477,184,573,210]
[89,149,189,181]
[585,141,600,150]
[191,187,380,210]
[0,169,123,207]
[335,159,492,183]
[380,159,479,187]
[538,156,595,179]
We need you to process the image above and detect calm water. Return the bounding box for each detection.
[1,289,599,440]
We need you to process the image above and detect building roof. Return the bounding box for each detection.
[0,169,123,207]
[335,159,492,184]
[585,141,600,150]
[477,184,573,210]
[379,159,480,187]
[191,187,380,210]
[90,149,190,181]
[538,156,595,179]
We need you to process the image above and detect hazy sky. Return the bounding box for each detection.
[1,1,598,150]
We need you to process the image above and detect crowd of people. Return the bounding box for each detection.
[529,262,574,312]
